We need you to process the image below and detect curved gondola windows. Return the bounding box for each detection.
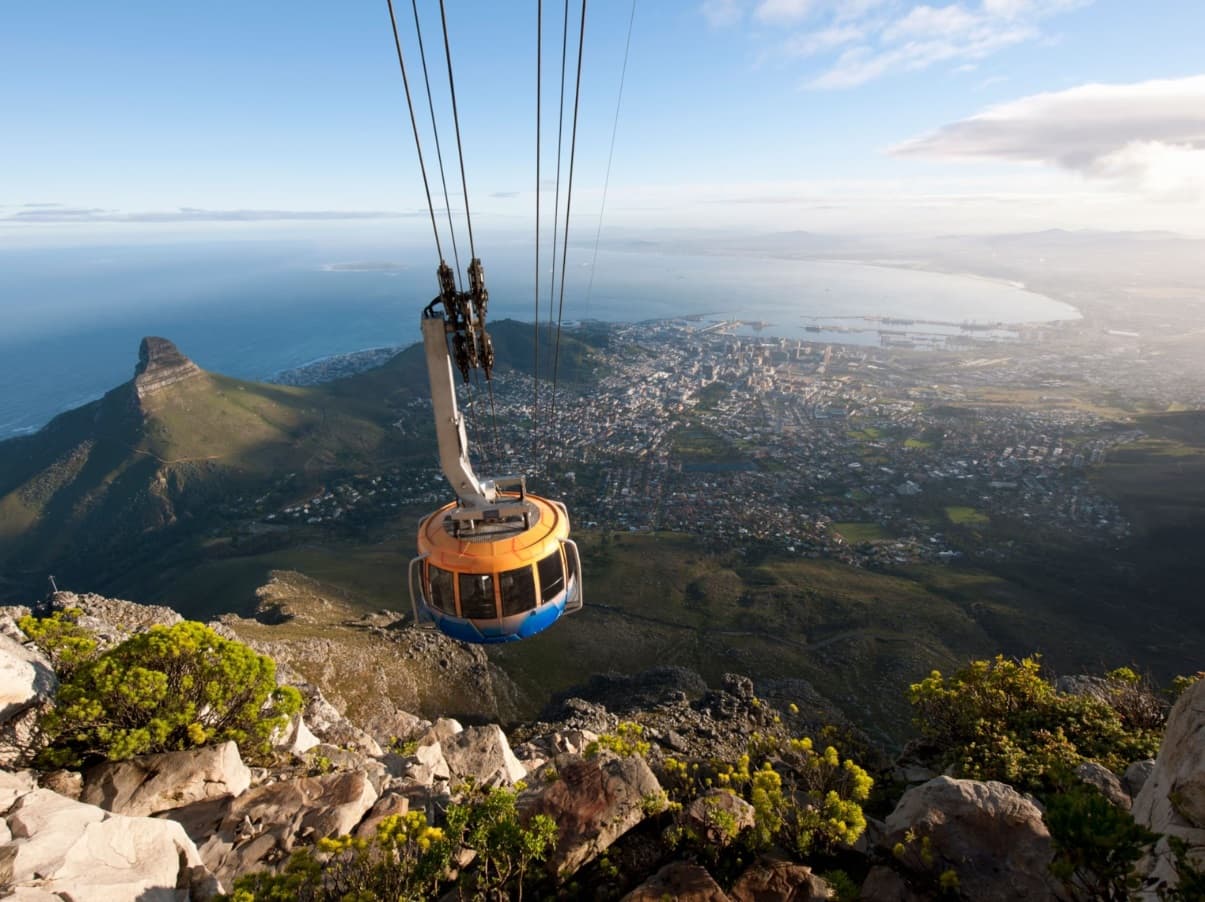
[500,565,537,616]
[428,564,456,614]
[537,549,566,602]
[459,572,497,619]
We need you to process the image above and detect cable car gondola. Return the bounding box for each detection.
[408,261,583,643]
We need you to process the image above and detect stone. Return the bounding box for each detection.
[419,716,464,746]
[402,740,451,787]
[1125,759,1157,799]
[275,712,320,755]
[519,750,662,878]
[354,791,411,839]
[4,787,218,901]
[1133,679,1205,893]
[81,741,251,817]
[860,865,927,902]
[685,788,756,846]
[166,771,378,886]
[0,634,56,723]
[622,861,728,901]
[882,775,1060,901]
[0,769,38,810]
[39,769,82,800]
[442,724,527,788]
[1076,760,1131,810]
[730,857,832,901]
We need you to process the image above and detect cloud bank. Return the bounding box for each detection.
[2,207,410,224]
[891,75,1205,198]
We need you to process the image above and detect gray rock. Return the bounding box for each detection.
[442,724,527,788]
[165,771,378,887]
[4,787,218,901]
[685,788,756,846]
[730,857,833,901]
[882,775,1060,902]
[275,712,320,756]
[81,741,251,817]
[860,865,926,902]
[1133,679,1205,893]
[48,590,182,649]
[622,861,728,901]
[0,635,56,768]
[519,750,662,879]
[1076,760,1131,810]
[353,791,411,839]
[1125,758,1156,799]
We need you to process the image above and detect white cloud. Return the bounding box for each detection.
[892,76,1205,199]
[711,1,1092,90]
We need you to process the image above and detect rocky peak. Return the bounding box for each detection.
[134,336,201,400]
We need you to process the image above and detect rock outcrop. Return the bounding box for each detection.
[0,632,56,767]
[1133,678,1205,892]
[622,861,728,901]
[81,741,251,817]
[167,771,378,887]
[133,336,202,401]
[729,857,833,901]
[519,750,662,878]
[3,780,218,900]
[876,775,1060,902]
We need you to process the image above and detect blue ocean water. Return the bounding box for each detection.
[0,241,1078,439]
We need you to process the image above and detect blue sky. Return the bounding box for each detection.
[3,0,1204,243]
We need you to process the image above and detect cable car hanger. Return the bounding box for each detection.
[390,0,587,643]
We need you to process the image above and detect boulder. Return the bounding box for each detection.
[0,634,56,767]
[519,750,662,879]
[275,712,320,755]
[400,740,451,787]
[81,741,251,817]
[622,861,728,901]
[1076,760,1131,810]
[354,791,411,839]
[166,771,377,886]
[418,716,464,746]
[730,857,832,901]
[442,724,527,788]
[882,776,1060,901]
[1125,759,1157,799]
[3,787,218,901]
[1133,679,1205,893]
[0,634,56,723]
[685,788,756,846]
[860,865,927,902]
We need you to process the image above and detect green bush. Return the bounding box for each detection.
[661,732,873,857]
[227,784,556,901]
[37,620,301,767]
[18,608,98,679]
[1046,781,1157,900]
[908,655,1160,790]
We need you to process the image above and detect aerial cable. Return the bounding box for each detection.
[545,0,571,382]
[437,0,477,262]
[410,0,463,289]
[584,0,636,321]
[532,0,543,453]
[549,0,588,433]
[386,0,442,261]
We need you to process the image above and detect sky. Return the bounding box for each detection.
[2,0,1205,245]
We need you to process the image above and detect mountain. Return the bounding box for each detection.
[0,337,400,599]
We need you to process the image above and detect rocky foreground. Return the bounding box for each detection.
[2,592,1204,900]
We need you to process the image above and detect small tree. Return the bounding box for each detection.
[18,608,98,679]
[1046,782,1157,900]
[38,620,301,767]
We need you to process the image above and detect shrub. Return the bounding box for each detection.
[661,733,873,857]
[908,655,1160,790]
[18,608,98,679]
[1046,781,1157,900]
[37,620,301,767]
[227,785,556,902]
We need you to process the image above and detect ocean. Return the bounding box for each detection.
[0,240,1079,440]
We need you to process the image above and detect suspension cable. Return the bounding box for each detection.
[437,0,477,262]
[533,0,543,454]
[549,0,588,432]
[386,0,442,261]
[584,0,636,321]
[411,0,463,289]
[545,0,570,363]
